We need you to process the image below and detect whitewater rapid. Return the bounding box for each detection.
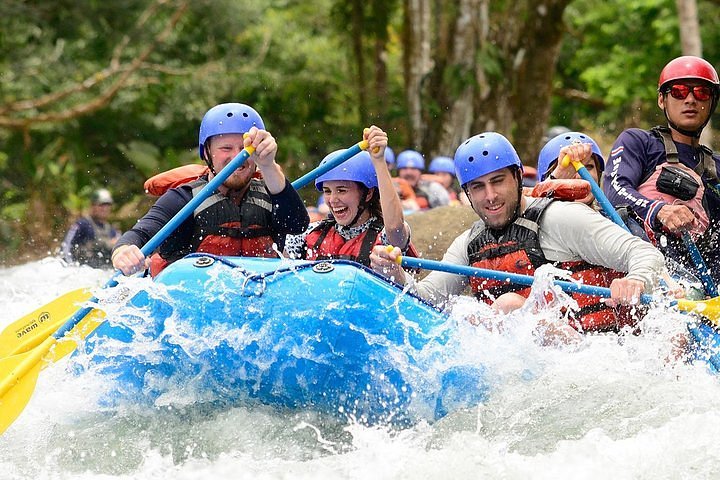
[1,257,720,479]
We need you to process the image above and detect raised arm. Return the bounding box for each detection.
[365,125,410,248]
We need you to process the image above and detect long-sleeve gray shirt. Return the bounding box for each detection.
[405,198,665,307]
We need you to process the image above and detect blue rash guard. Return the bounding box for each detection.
[602,127,720,229]
[115,178,309,260]
[603,127,720,283]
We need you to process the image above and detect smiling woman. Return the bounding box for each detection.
[284,126,417,266]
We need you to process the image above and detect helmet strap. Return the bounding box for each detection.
[202,141,216,175]
[348,185,371,227]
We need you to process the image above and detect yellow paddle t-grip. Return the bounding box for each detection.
[360,128,381,154]
[242,133,256,156]
[560,155,583,171]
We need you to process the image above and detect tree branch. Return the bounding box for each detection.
[0,0,189,129]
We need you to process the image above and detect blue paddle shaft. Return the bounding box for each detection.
[53,148,253,339]
[572,163,630,232]
[54,139,368,341]
[681,231,718,297]
[291,142,366,190]
[399,256,653,304]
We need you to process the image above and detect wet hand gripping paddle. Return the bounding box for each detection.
[396,256,720,325]
[561,155,717,297]
[0,132,374,435]
[0,144,257,435]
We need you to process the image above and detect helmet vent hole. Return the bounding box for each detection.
[243,112,249,118]
[226,112,234,118]
[468,156,475,162]
[482,150,489,157]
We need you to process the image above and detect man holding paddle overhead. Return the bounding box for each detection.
[370,132,665,334]
[602,56,720,288]
[111,103,309,276]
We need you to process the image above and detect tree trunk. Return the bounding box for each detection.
[351,0,368,125]
[508,1,570,165]
[403,0,433,149]
[402,0,571,165]
[676,0,713,146]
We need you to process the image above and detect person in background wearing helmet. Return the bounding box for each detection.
[396,150,450,209]
[111,103,309,276]
[385,146,396,171]
[61,188,122,268]
[602,55,720,283]
[538,131,648,241]
[541,125,571,146]
[371,132,664,338]
[285,126,415,265]
[538,132,604,204]
[428,156,468,205]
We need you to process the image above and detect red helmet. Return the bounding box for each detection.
[658,56,720,91]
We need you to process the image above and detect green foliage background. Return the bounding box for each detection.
[1,0,719,263]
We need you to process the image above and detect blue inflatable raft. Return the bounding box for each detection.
[77,254,488,425]
[688,321,720,373]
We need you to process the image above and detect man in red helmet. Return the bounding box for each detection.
[602,55,720,284]
[111,103,310,276]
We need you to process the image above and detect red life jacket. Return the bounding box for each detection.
[524,178,591,201]
[304,218,419,266]
[144,164,209,196]
[466,197,631,333]
[149,177,278,276]
[413,191,430,210]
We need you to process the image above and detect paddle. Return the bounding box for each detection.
[291,138,369,189]
[560,155,629,231]
[0,138,371,363]
[0,144,256,434]
[0,134,372,434]
[397,256,720,325]
[681,231,718,297]
[561,155,717,297]
[0,288,93,359]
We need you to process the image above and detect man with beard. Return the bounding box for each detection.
[370,132,665,334]
[111,103,309,276]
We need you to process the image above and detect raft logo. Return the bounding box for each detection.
[15,312,50,339]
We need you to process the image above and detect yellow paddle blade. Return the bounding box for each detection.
[677,297,720,326]
[0,288,93,359]
[47,308,106,363]
[0,337,55,435]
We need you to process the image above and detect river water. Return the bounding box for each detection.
[1,257,720,479]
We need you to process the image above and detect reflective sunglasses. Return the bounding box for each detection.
[666,83,713,102]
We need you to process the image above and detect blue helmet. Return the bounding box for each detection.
[198,103,265,159]
[429,156,456,175]
[537,131,605,181]
[396,150,425,170]
[385,146,395,166]
[315,149,378,191]
[454,132,522,186]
